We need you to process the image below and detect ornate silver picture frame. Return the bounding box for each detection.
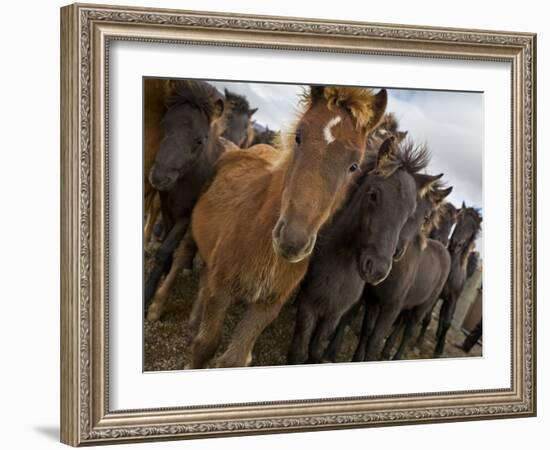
[60,3,536,446]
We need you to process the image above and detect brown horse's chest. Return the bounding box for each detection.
[234,253,308,305]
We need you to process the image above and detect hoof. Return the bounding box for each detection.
[216,353,249,369]
[245,351,253,366]
[146,304,162,322]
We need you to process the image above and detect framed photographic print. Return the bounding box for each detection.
[60,3,536,446]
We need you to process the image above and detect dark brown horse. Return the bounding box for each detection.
[144,87,258,244]
[287,139,440,364]
[467,250,480,278]
[221,88,258,148]
[186,86,388,369]
[145,85,259,321]
[144,80,230,319]
[433,204,482,357]
[352,182,452,362]
[378,202,454,360]
[429,202,457,247]
[366,112,408,152]
[249,122,277,146]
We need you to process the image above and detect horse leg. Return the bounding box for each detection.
[415,300,438,348]
[187,268,210,339]
[393,311,421,360]
[179,229,198,275]
[143,191,161,249]
[381,313,406,360]
[288,299,320,365]
[146,231,194,322]
[186,281,232,370]
[308,314,343,364]
[363,304,401,361]
[434,297,457,358]
[216,300,284,368]
[323,303,360,363]
[143,218,188,315]
[353,300,380,362]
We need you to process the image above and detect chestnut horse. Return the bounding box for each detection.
[187,86,388,369]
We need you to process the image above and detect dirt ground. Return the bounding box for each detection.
[144,252,481,372]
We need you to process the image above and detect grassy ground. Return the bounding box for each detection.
[144,252,481,371]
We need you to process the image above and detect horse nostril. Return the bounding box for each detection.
[364,257,373,275]
[272,220,286,243]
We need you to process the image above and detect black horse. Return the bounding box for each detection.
[288,139,440,364]
[144,83,261,320]
[429,202,457,247]
[351,183,452,362]
[433,204,482,357]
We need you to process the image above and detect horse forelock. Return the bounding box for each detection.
[224,89,251,114]
[364,139,430,179]
[166,80,222,120]
[299,86,379,131]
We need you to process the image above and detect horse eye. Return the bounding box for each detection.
[367,189,378,203]
[349,162,360,173]
[295,130,302,145]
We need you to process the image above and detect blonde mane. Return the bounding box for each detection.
[300,86,378,130]
[277,86,381,153]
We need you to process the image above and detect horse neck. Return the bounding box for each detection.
[203,120,226,165]
[253,150,305,239]
[323,184,364,251]
[449,246,469,277]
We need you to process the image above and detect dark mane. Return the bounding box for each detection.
[166,80,222,119]
[441,202,457,218]
[425,182,452,232]
[461,207,483,242]
[224,89,251,114]
[329,138,430,240]
[362,139,430,177]
[380,112,400,135]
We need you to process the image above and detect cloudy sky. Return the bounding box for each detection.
[211,80,483,256]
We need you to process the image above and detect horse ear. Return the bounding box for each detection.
[165,79,177,95]
[367,89,388,131]
[212,98,224,119]
[248,107,258,117]
[397,131,408,142]
[415,173,443,197]
[224,88,229,97]
[309,86,325,103]
[439,186,453,200]
[462,200,466,209]
[376,136,395,167]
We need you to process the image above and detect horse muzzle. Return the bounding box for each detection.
[393,244,407,262]
[272,220,316,263]
[358,253,392,285]
[149,165,179,191]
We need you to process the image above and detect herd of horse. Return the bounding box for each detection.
[143,79,482,369]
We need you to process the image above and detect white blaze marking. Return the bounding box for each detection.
[323,116,342,144]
